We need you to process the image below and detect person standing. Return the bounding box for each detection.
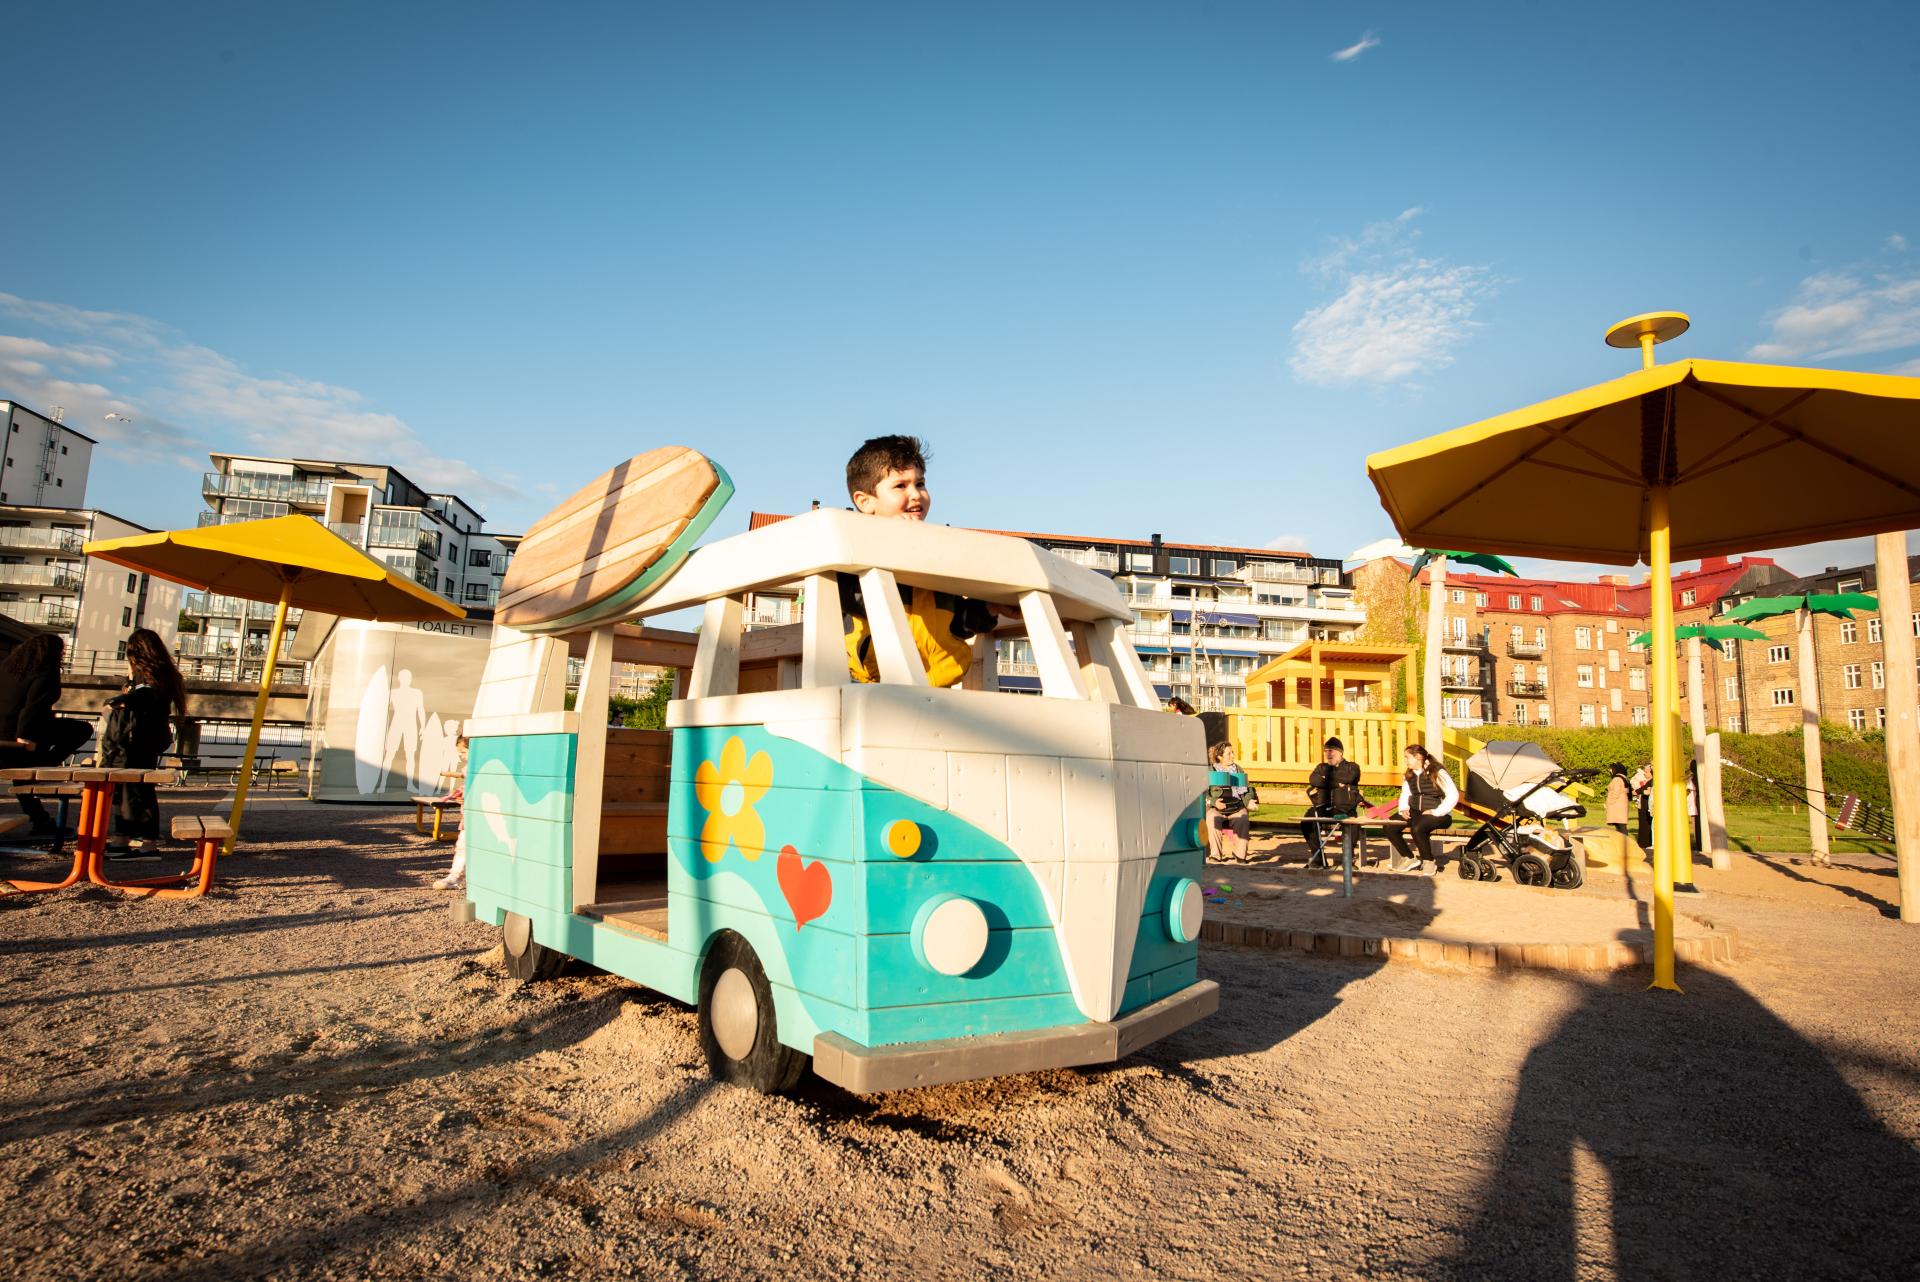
[1300,737,1362,869]
[101,629,188,854]
[0,634,94,835]
[1385,744,1459,874]
[1630,762,1655,850]
[1605,762,1632,835]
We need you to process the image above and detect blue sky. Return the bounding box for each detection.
[4,1,1918,577]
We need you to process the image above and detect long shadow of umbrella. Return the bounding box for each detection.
[1752,855,1899,918]
[1449,960,1920,1278]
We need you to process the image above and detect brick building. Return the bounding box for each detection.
[1353,555,1793,730]
[1706,555,1920,735]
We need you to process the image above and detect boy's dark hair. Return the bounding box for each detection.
[846,435,928,501]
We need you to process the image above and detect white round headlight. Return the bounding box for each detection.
[913,894,990,977]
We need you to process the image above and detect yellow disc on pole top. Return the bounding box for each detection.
[1605,310,1691,350]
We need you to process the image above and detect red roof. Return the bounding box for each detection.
[1415,553,1777,617]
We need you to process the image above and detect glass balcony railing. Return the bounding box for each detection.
[182,591,307,624]
[203,472,332,505]
[0,527,85,554]
[0,564,84,591]
[0,600,78,629]
[328,522,367,548]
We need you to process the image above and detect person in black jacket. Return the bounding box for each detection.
[101,628,187,853]
[1301,737,1363,869]
[0,634,95,834]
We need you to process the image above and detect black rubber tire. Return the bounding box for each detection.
[1480,861,1502,882]
[501,912,566,983]
[1513,853,1550,887]
[1553,858,1586,890]
[1456,857,1479,880]
[698,932,810,1094]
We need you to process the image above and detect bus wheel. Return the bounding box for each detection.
[501,912,564,983]
[698,932,809,1094]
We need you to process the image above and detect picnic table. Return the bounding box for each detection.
[1300,813,1409,898]
[0,767,185,897]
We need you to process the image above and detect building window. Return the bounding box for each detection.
[1841,620,1858,644]
[116,640,127,659]
[1537,667,1549,686]
[1878,707,1888,729]
[1844,664,1863,689]
[1849,708,1868,731]
[1575,627,1592,650]
[1767,644,1790,664]
[1606,619,1618,633]
[1872,661,1885,689]
[1771,687,1796,706]
[442,577,454,595]
[1451,616,1466,641]
[1530,596,1543,611]
[1608,649,1620,672]
[1610,688,1623,712]
[1513,704,1529,726]
[467,549,491,568]
[1475,592,1487,607]
[1168,556,1199,575]
[1838,578,1863,594]
[1534,626,1546,646]
[1912,611,1919,637]
[121,607,132,626]
[1125,551,1153,571]
[1632,706,1649,726]
[1579,704,1596,727]
[1576,665,1595,688]
[1869,618,1883,643]
[1725,676,1739,702]
[1681,589,1696,606]
[1451,589,1465,604]
[1212,558,1237,576]
[126,573,136,592]
[1507,593,1520,609]
[1537,704,1551,725]
[1629,668,1646,691]
[463,583,489,601]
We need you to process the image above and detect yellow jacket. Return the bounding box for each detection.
[841,575,995,688]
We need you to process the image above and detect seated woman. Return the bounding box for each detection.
[1385,744,1459,875]
[1205,741,1252,860]
[0,634,96,836]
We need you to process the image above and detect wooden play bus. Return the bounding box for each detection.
[460,450,1218,1093]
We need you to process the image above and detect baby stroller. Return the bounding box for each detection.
[1458,742,1596,890]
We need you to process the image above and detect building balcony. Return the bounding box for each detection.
[0,564,83,592]
[1238,563,1322,585]
[175,655,309,687]
[1508,641,1546,658]
[328,521,367,548]
[203,472,331,506]
[462,585,502,609]
[1442,675,1484,692]
[0,527,85,554]
[1509,680,1548,697]
[0,600,78,629]
[997,661,1040,677]
[182,591,307,624]
[1442,636,1490,653]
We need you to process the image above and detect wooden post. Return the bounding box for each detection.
[1424,556,1447,752]
[1797,608,1830,866]
[1874,532,1919,924]
[1703,731,1730,870]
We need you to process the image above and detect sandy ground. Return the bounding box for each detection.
[3,805,1918,1281]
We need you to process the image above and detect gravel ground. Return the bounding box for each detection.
[3,804,1917,1281]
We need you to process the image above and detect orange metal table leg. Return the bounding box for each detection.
[117,833,220,899]
[2,786,94,895]
[88,781,199,893]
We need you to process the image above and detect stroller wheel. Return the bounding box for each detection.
[1457,857,1480,880]
[1513,853,1550,887]
[1479,861,1501,882]
[1552,859,1585,890]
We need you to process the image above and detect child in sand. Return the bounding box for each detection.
[840,435,1000,688]
[1206,741,1252,860]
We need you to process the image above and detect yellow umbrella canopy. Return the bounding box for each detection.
[84,514,464,621]
[1368,359,1920,563]
[84,515,464,851]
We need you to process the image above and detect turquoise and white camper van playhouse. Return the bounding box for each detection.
[461,448,1218,1093]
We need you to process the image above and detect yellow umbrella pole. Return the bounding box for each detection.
[1672,638,1695,890]
[1647,487,1682,991]
[224,583,293,855]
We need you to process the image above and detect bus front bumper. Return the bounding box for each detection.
[810,980,1220,1095]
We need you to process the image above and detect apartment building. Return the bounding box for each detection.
[1355,554,1792,730]
[739,512,1362,711]
[0,401,94,507]
[1706,555,1920,735]
[187,454,518,675]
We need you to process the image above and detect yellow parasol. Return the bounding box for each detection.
[85,515,465,849]
[1368,313,1920,984]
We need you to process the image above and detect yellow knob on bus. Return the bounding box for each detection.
[884,819,922,859]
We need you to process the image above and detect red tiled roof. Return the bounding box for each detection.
[1413,553,1779,617]
[744,512,1318,561]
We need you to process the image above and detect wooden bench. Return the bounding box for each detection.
[412,796,461,842]
[115,814,234,899]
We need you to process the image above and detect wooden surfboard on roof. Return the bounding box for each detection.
[495,446,733,634]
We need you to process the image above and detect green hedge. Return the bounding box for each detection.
[1468,724,1891,808]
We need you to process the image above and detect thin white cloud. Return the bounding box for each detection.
[1264,533,1311,553]
[1888,233,1910,252]
[0,291,517,502]
[1331,31,1380,62]
[1289,209,1495,387]
[1346,536,1416,563]
[1746,270,1920,364]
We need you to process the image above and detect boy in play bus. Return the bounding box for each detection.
[841,435,998,687]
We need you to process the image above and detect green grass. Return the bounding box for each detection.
[1249,801,1893,856]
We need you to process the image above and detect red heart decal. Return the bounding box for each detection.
[776,844,832,930]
